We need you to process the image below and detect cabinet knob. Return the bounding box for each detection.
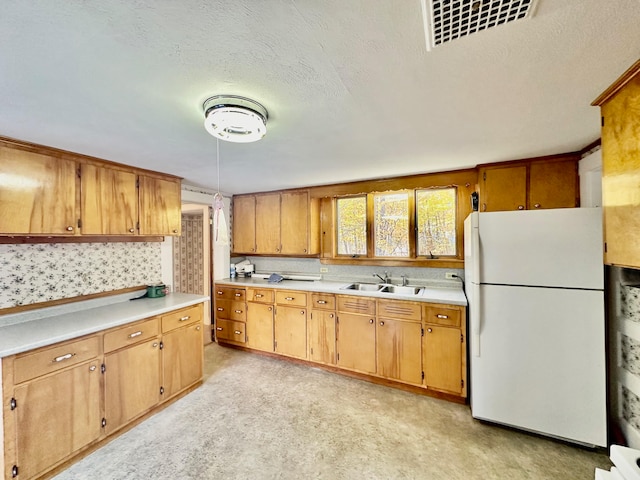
[517,205,524,210]
[300,310,305,315]
[330,314,334,318]
[317,300,327,304]
[217,307,224,311]
[128,331,143,338]
[534,203,541,208]
[152,342,159,347]
[129,228,135,233]
[303,249,307,253]
[172,229,178,233]
[268,307,273,311]
[427,328,433,333]
[235,293,242,297]
[66,226,74,231]
[256,294,263,298]
[369,319,374,324]
[216,327,223,331]
[196,326,201,331]
[179,316,191,321]
[379,321,385,326]
[436,314,448,319]
[217,291,223,295]
[89,365,97,372]
[234,310,242,314]
[285,297,294,301]
[234,330,242,335]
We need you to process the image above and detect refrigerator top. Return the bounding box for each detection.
[467,208,604,290]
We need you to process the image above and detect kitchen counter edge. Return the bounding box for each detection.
[214,278,467,306]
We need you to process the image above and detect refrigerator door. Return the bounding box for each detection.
[477,208,603,289]
[470,284,606,447]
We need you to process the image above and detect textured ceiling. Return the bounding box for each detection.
[0,0,639,195]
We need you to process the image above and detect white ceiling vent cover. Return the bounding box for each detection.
[421,0,539,50]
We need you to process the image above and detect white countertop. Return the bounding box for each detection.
[0,293,209,358]
[215,277,467,306]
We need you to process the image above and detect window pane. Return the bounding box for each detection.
[336,196,367,255]
[374,192,409,257]
[416,188,457,257]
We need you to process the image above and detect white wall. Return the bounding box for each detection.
[579,148,602,208]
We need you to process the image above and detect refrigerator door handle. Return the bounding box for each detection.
[471,282,481,357]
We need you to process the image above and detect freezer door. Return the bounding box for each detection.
[470,284,606,447]
[477,208,604,289]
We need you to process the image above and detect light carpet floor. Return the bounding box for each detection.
[53,343,611,479]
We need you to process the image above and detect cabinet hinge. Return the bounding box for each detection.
[10,397,16,410]
[159,341,164,350]
[483,171,486,181]
[101,364,106,374]
[461,334,464,343]
[160,386,165,395]
[274,340,277,349]
[77,167,81,178]
[421,328,424,337]
[101,418,107,428]
[310,347,313,355]
[136,221,140,231]
[461,379,464,388]
[12,465,18,478]
[601,116,605,127]
[136,178,140,188]
[604,242,607,253]
[77,218,82,228]
[336,352,340,361]
[422,371,425,380]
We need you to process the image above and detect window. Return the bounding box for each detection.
[373,192,409,257]
[336,196,366,256]
[334,186,458,261]
[416,188,457,257]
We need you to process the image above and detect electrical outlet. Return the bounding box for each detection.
[445,272,456,280]
[320,267,328,273]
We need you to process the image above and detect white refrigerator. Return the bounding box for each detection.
[464,208,606,447]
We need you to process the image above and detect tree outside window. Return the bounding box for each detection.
[373,192,409,257]
[416,188,456,257]
[336,196,366,255]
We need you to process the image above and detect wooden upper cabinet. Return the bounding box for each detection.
[528,159,578,209]
[232,195,256,253]
[593,59,640,268]
[232,190,319,256]
[0,145,77,234]
[480,164,527,212]
[479,156,578,212]
[81,164,138,235]
[255,193,281,254]
[139,175,181,236]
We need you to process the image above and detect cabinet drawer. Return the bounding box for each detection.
[214,286,246,301]
[104,317,160,353]
[161,304,203,333]
[337,295,376,316]
[215,300,247,321]
[276,291,307,307]
[311,293,336,310]
[14,335,101,384]
[247,288,275,303]
[423,304,462,327]
[215,319,246,343]
[378,300,421,322]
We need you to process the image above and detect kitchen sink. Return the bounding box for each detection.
[341,282,383,291]
[379,285,423,295]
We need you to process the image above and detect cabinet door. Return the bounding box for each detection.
[255,193,281,254]
[376,318,422,385]
[0,146,77,235]
[480,165,527,212]
[162,322,204,400]
[81,164,138,235]
[529,159,578,209]
[601,74,640,267]
[246,302,274,352]
[274,305,307,359]
[280,191,309,255]
[308,310,336,365]
[423,325,462,394]
[104,339,161,435]
[232,195,256,254]
[139,175,181,235]
[14,360,101,480]
[336,312,376,374]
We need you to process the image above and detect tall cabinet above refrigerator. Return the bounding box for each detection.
[464,207,606,447]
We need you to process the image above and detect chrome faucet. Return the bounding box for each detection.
[401,274,408,286]
[373,271,391,284]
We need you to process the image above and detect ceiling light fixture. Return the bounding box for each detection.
[202,95,268,143]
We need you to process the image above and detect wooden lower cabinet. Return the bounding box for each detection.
[2,303,205,480]
[13,359,102,480]
[308,309,336,365]
[246,302,274,352]
[376,318,422,385]
[104,338,162,435]
[336,312,376,374]
[274,305,307,359]
[162,321,204,400]
[423,326,463,394]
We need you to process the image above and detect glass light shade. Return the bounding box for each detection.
[203,96,268,143]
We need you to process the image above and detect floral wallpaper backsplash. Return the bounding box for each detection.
[0,243,162,309]
[623,386,640,432]
[621,285,640,322]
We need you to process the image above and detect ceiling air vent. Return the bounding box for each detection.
[421,0,539,50]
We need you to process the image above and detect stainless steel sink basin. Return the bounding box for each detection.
[379,285,423,295]
[341,282,383,291]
